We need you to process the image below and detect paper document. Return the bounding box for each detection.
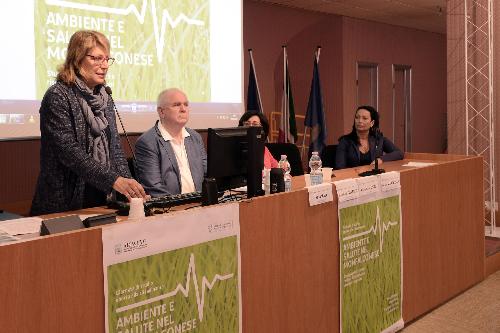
[0,230,20,244]
[231,186,247,192]
[0,217,42,235]
[78,214,99,221]
[402,161,438,168]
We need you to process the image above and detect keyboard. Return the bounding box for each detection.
[145,191,202,209]
[108,191,203,215]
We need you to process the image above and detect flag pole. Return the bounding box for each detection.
[301,122,307,161]
[301,46,322,160]
[282,45,288,143]
[248,49,264,114]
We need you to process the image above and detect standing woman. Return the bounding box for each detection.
[335,105,403,170]
[30,30,147,215]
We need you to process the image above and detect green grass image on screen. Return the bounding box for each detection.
[107,236,239,333]
[340,196,402,333]
[35,0,210,102]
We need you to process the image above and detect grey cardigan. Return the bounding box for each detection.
[30,81,131,215]
[135,121,207,197]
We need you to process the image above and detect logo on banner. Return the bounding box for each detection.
[208,221,234,233]
[114,239,148,255]
[114,244,122,255]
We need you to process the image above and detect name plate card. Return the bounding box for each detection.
[334,179,359,203]
[356,175,379,197]
[307,183,333,206]
[380,171,401,192]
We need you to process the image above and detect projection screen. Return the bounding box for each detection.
[0,0,243,139]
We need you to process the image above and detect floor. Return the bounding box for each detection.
[402,240,500,333]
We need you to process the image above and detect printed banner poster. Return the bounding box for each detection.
[337,174,403,333]
[35,0,210,101]
[102,204,241,333]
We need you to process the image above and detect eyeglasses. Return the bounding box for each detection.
[243,120,261,127]
[86,54,115,66]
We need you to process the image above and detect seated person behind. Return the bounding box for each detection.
[135,88,207,197]
[335,105,403,169]
[238,110,279,169]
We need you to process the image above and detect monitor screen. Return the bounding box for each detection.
[207,126,264,198]
[0,0,243,139]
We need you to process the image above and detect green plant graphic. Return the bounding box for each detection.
[35,0,210,101]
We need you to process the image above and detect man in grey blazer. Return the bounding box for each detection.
[135,88,207,197]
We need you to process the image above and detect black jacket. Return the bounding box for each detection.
[335,134,403,170]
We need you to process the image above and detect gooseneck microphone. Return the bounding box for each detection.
[373,128,381,172]
[358,127,385,177]
[105,86,136,164]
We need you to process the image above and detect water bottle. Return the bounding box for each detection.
[278,155,292,192]
[262,168,270,195]
[309,151,323,186]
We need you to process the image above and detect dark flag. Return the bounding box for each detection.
[304,52,327,154]
[278,46,298,143]
[246,49,263,113]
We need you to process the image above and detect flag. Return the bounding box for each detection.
[246,49,263,113]
[278,47,298,143]
[304,53,327,154]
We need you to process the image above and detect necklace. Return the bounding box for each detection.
[359,140,369,153]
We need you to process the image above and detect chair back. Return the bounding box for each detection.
[320,145,338,169]
[266,143,304,176]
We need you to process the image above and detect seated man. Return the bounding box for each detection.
[135,88,207,197]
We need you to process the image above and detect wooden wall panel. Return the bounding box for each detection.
[400,156,484,320]
[342,17,446,154]
[239,190,339,332]
[0,139,41,215]
[446,0,467,155]
[0,228,104,332]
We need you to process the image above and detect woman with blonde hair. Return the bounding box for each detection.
[31,30,147,215]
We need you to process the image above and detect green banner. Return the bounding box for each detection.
[107,236,239,333]
[34,0,210,101]
[339,195,402,333]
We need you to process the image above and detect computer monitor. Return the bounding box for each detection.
[207,126,265,198]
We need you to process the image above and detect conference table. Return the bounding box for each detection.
[0,153,484,332]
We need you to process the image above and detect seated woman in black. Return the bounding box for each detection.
[335,105,403,169]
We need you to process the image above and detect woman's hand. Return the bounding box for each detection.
[113,177,149,201]
[370,158,383,166]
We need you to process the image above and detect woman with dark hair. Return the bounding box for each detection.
[335,105,403,169]
[30,30,148,215]
[238,110,279,168]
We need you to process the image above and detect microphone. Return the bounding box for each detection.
[373,128,381,171]
[358,127,385,177]
[105,86,136,164]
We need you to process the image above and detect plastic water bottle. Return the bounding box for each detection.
[278,155,292,192]
[262,168,270,195]
[309,151,323,186]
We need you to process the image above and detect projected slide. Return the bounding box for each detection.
[0,0,242,139]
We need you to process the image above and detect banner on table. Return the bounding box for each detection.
[102,203,241,333]
[335,172,404,333]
